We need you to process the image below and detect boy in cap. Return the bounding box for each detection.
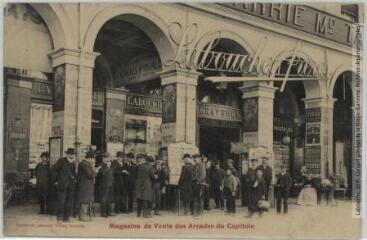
[35,152,50,214]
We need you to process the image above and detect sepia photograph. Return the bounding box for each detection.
[2,2,364,239]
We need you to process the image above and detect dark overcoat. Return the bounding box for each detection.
[211,168,225,189]
[257,165,273,186]
[275,173,292,199]
[178,163,194,201]
[248,177,266,212]
[111,160,127,197]
[135,162,155,201]
[123,163,137,192]
[35,162,50,195]
[51,157,77,191]
[76,160,98,203]
[97,162,114,202]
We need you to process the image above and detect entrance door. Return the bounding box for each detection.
[199,125,240,165]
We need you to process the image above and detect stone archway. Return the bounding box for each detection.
[83,4,175,71]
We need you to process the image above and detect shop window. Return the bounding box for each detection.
[125,118,147,143]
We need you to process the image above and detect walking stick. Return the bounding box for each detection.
[178,187,180,216]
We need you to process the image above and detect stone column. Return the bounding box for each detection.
[160,69,200,147]
[240,83,276,207]
[104,88,128,156]
[327,98,337,176]
[48,48,99,163]
[303,97,329,178]
[240,83,276,152]
[5,79,33,172]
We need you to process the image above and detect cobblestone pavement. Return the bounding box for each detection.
[3,199,360,239]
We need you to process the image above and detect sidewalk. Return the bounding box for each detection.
[3,200,360,239]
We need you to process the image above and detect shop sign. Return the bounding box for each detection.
[219,3,356,46]
[198,102,242,122]
[115,58,161,85]
[126,93,162,115]
[166,22,328,84]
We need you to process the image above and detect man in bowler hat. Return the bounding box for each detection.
[123,152,137,213]
[98,153,114,217]
[35,152,51,214]
[135,154,156,218]
[76,149,101,221]
[51,148,77,222]
[111,151,127,214]
[256,154,273,200]
[275,165,292,214]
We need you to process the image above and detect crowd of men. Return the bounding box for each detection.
[34,147,293,222]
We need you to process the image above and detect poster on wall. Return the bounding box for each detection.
[53,66,65,112]
[306,122,320,145]
[242,97,258,132]
[167,142,199,185]
[162,84,176,123]
[105,98,125,143]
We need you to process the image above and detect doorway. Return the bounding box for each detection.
[199,125,240,165]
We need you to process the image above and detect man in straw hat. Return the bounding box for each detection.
[51,148,77,222]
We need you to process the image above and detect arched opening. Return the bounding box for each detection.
[197,38,248,168]
[332,71,354,197]
[91,14,165,155]
[273,57,308,181]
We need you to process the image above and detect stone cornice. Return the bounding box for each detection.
[48,48,100,68]
[159,68,202,86]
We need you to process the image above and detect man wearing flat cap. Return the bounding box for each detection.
[97,152,114,217]
[135,155,156,218]
[35,152,50,214]
[76,149,101,221]
[51,148,77,222]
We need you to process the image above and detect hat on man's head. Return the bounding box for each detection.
[40,152,49,158]
[192,154,201,159]
[250,158,258,163]
[183,153,192,159]
[65,148,76,155]
[146,155,155,163]
[101,152,110,158]
[116,151,124,158]
[85,150,95,159]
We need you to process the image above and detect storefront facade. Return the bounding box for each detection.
[4,3,362,188]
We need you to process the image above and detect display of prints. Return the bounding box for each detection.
[306,122,320,145]
[162,84,176,123]
[242,97,258,132]
[105,98,125,143]
[305,145,321,174]
[167,142,199,185]
[53,66,65,112]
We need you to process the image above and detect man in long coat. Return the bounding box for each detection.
[178,154,194,215]
[275,165,292,214]
[111,152,126,214]
[51,148,77,222]
[247,168,266,218]
[76,150,100,221]
[153,159,167,215]
[246,158,258,217]
[256,156,273,200]
[135,155,156,218]
[192,154,206,217]
[123,153,137,213]
[211,161,225,209]
[35,152,51,214]
[98,153,114,217]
